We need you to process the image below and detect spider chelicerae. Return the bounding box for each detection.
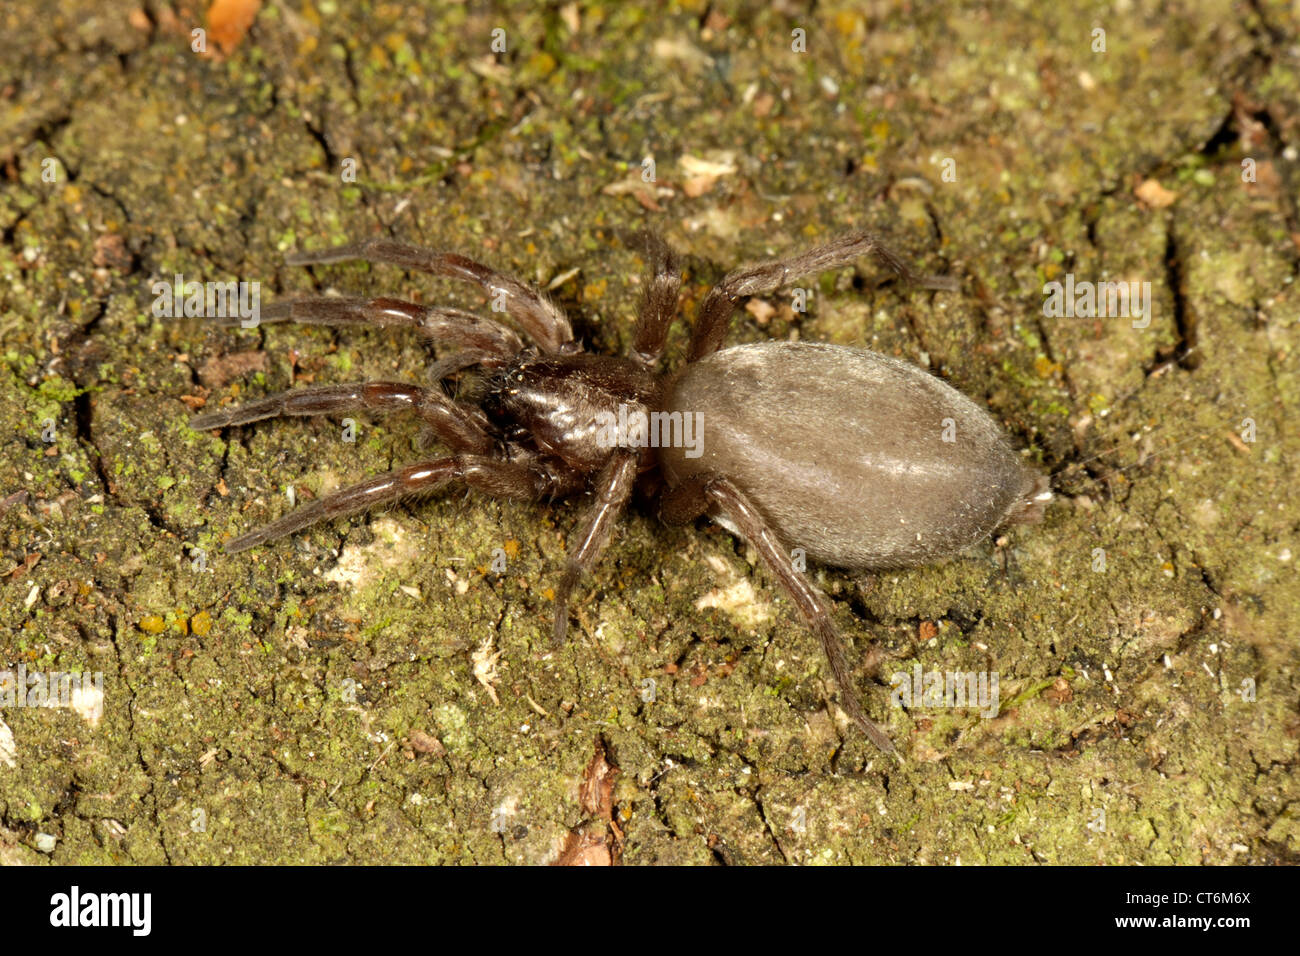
[193,230,975,752]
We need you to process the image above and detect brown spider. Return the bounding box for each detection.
[192,231,1046,754]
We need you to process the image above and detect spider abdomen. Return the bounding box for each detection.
[659,341,1047,568]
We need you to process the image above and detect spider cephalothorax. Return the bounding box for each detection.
[480,351,661,472]
[191,230,1046,753]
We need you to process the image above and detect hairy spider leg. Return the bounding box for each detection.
[552,450,640,644]
[286,238,574,353]
[222,454,580,553]
[627,231,682,369]
[211,296,525,363]
[661,473,896,755]
[190,381,496,455]
[687,230,958,362]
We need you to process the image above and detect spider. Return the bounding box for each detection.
[192,230,1047,754]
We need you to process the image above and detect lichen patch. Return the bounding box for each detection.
[322,516,421,590]
[695,554,773,629]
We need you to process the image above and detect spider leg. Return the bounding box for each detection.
[223,453,576,553]
[285,238,574,353]
[660,474,896,754]
[627,231,682,368]
[687,231,957,362]
[552,450,639,644]
[213,296,523,363]
[190,380,496,454]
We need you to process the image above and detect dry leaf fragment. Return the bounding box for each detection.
[680,151,737,197]
[553,739,620,865]
[408,730,446,756]
[1134,178,1177,209]
[207,0,262,56]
